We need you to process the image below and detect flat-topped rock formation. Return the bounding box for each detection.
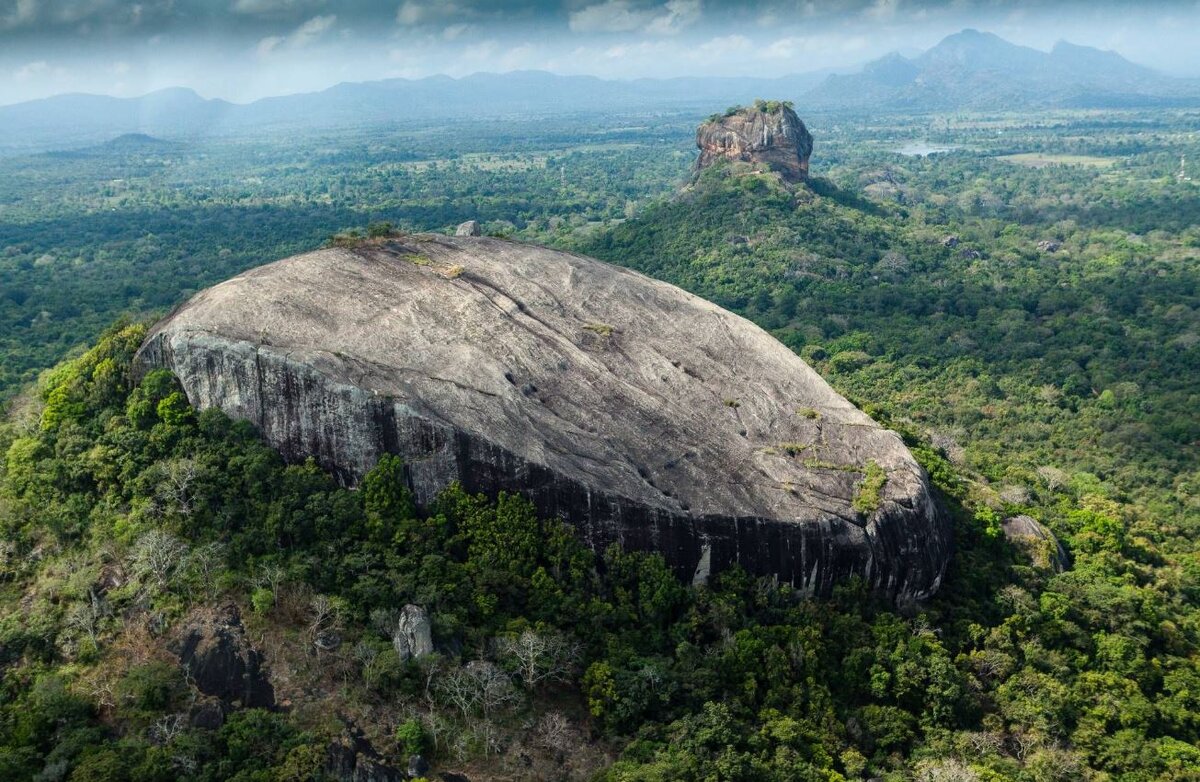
[696,101,814,182]
[137,235,949,600]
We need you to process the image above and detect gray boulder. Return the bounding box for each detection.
[1002,514,1069,571]
[393,604,434,662]
[326,730,405,782]
[408,755,430,778]
[455,220,482,237]
[188,701,225,730]
[136,235,950,601]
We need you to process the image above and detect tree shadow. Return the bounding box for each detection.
[804,176,889,217]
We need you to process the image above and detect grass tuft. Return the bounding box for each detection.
[583,322,615,337]
[852,460,888,515]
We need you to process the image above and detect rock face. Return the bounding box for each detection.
[695,103,813,182]
[137,235,950,600]
[393,604,434,662]
[175,605,274,708]
[408,755,431,778]
[455,220,482,237]
[326,729,405,782]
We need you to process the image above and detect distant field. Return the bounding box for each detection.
[997,152,1118,168]
[395,144,651,172]
[397,154,549,173]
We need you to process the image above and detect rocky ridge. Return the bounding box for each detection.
[137,235,949,601]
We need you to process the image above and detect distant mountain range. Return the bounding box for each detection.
[807,29,1200,110]
[2,29,1197,154]
[0,72,830,155]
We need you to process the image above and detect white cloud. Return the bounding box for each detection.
[644,0,701,36]
[232,0,309,14]
[290,13,336,46]
[442,23,470,40]
[763,36,799,59]
[863,0,900,22]
[762,32,870,61]
[256,34,284,56]
[569,0,701,36]
[602,40,671,61]
[499,43,536,70]
[568,1,651,34]
[395,0,424,25]
[50,0,113,25]
[397,1,465,26]
[13,59,49,81]
[697,34,752,58]
[758,1,818,27]
[839,34,870,53]
[255,14,336,57]
[1,0,38,30]
[460,39,498,61]
[1,0,170,28]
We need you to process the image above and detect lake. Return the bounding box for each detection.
[894,142,959,156]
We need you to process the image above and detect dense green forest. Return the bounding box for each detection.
[1,108,1199,780]
[0,117,694,396]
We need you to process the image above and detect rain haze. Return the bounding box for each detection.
[3,0,1200,105]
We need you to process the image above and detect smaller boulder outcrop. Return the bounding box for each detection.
[408,755,431,778]
[696,101,813,182]
[326,729,405,782]
[175,604,274,708]
[1002,515,1069,571]
[188,701,226,730]
[455,220,482,237]
[392,604,434,662]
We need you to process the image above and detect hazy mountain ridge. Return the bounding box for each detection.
[0,71,828,154]
[807,29,1197,110]
[1,29,1197,155]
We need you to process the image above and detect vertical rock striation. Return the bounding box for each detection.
[695,102,814,182]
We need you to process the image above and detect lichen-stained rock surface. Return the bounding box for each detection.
[137,235,950,600]
[392,604,434,662]
[174,604,274,708]
[696,103,814,182]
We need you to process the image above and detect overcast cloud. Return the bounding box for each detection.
[1,0,1199,105]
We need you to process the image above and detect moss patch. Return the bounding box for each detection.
[583,322,615,337]
[852,460,887,515]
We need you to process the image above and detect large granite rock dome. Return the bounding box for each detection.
[137,235,949,600]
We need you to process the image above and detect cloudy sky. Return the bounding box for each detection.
[3,0,1199,105]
